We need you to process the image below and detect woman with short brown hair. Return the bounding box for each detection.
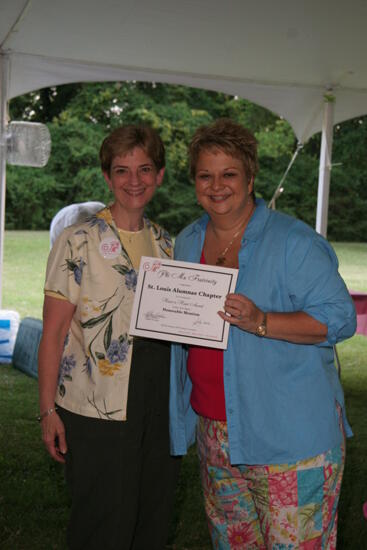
[39,124,180,550]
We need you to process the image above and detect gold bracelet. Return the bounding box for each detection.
[37,406,58,422]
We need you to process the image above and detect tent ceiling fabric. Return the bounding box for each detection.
[1,0,367,141]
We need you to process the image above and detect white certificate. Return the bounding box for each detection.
[129,256,238,349]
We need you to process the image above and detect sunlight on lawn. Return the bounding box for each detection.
[2,232,367,320]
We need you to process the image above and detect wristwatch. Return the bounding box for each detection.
[256,312,267,337]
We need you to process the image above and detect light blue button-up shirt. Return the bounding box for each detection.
[169,199,356,465]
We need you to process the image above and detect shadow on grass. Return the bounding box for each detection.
[0,364,210,550]
[337,337,367,549]
[167,447,211,550]
[1,335,367,549]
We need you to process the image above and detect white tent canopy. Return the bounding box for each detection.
[2,0,367,142]
[1,0,367,303]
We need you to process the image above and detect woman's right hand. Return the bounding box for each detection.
[40,411,67,463]
[38,296,75,464]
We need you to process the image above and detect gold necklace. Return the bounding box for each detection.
[215,204,255,266]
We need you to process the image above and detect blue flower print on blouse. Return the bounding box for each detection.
[124,269,137,291]
[73,259,86,285]
[58,354,76,397]
[59,354,76,383]
[64,256,86,287]
[88,215,108,234]
[84,356,93,377]
[107,339,130,364]
[63,332,70,349]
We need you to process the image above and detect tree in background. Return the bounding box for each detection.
[7,82,367,240]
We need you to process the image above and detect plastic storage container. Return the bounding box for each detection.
[0,310,20,363]
[12,317,43,379]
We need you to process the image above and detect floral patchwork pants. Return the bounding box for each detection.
[197,416,345,550]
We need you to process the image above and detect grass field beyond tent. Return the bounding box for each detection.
[0,232,367,549]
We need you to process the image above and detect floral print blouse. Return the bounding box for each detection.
[44,207,173,421]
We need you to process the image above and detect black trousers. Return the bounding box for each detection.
[58,338,181,550]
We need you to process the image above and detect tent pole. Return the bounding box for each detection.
[0,52,9,309]
[315,92,335,237]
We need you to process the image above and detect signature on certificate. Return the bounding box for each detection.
[193,319,211,327]
[145,310,165,321]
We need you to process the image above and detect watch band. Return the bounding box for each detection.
[256,312,267,337]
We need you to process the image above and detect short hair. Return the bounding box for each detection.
[99,125,165,173]
[189,118,259,182]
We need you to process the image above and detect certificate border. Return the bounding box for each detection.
[132,262,236,344]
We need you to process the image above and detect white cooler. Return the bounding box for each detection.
[0,310,20,363]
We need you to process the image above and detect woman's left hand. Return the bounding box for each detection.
[218,293,263,333]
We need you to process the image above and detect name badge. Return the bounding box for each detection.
[99,238,121,259]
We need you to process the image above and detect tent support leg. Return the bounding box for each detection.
[315,92,335,237]
[0,53,9,309]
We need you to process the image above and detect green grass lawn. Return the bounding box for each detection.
[2,234,366,318]
[337,335,367,549]
[0,232,366,549]
[2,231,50,319]
[333,242,367,293]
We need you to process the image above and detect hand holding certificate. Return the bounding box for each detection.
[129,257,238,349]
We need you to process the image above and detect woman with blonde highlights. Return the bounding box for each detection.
[169,118,356,549]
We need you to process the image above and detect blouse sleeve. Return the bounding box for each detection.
[285,224,356,345]
[44,227,86,306]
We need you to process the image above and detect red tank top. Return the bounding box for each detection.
[187,251,226,420]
